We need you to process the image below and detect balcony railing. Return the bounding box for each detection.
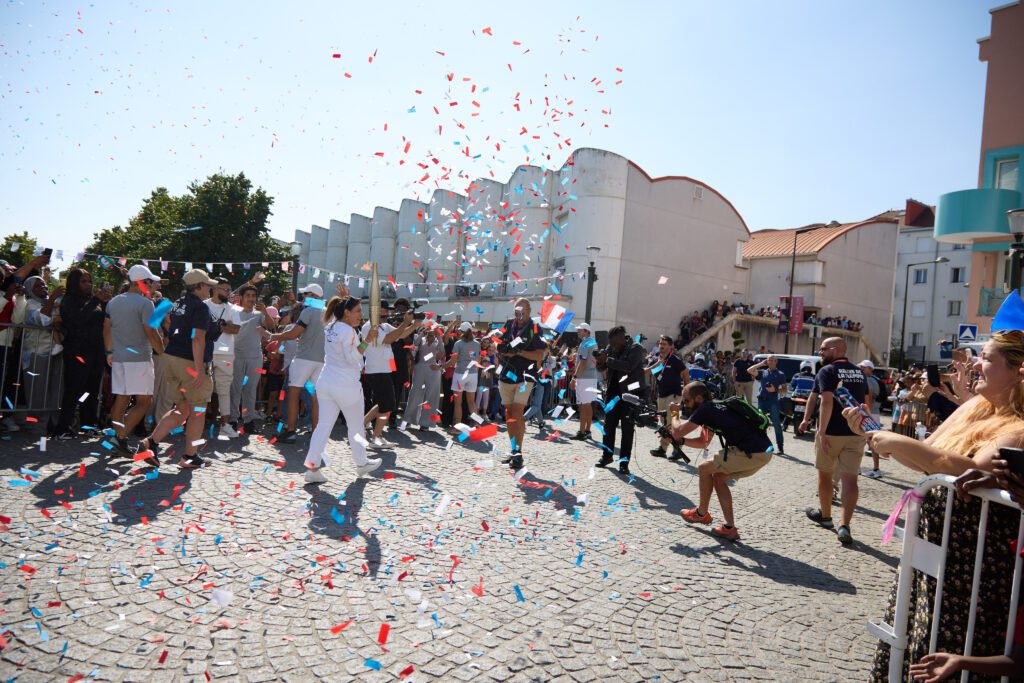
[979,287,1009,317]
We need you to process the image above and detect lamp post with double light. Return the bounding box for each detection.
[899,256,948,369]
[289,241,302,298]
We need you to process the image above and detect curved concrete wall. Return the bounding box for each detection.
[426,189,463,287]
[395,199,429,287]
[370,207,398,278]
[462,178,506,288]
[346,214,372,296]
[505,165,554,297]
[326,220,349,276]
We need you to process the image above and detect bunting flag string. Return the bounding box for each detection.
[72,252,588,292]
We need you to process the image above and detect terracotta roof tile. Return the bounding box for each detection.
[742,214,899,259]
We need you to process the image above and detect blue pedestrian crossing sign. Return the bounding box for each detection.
[957,324,979,343]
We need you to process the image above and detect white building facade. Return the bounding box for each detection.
[295,148,752,342]
[895,223,972,365]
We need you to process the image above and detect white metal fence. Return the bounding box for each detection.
[869,473,1024,683]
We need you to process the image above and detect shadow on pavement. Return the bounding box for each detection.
[669,534,859,593]
[516,472,578,513]
[306,478,381,578]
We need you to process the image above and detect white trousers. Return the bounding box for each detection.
[305,375,368,469]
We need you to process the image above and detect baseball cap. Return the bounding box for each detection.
[266,306,279,319]
[576,322,591,332]
[459,321,473,332]
[128,264,158,282]
[858,359,875,369]
[183,269,217,286]
[298,283,324,298]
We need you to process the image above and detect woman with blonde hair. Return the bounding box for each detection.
[846,331,1024,682]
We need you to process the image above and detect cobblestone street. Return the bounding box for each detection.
[0,419,913,681]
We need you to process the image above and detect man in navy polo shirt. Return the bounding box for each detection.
[747,355,788,454]
[135,268,221,469]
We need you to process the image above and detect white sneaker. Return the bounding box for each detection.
[219,423,239,439]
[356,458,382,477]
[864,469,882,479]
[304,468,328,484]
[368,436,389,450]
[3,417,19,433]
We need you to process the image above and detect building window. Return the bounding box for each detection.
[911,333,922,347]
[952,243,966,250]
[913,269,928,285]
[996,158,1019,191]
[950,267,965,283]
[551,257,566,274]
[910,301,926,317]
[948,300,962,317]
[915,237,932,253]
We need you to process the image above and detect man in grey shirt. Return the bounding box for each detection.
[267,284,325,443]
[230,285,276,431]
[448,321,483,428]
[103,264,165,456]
[570,323,600,440]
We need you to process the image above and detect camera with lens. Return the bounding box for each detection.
[621,392,691,463]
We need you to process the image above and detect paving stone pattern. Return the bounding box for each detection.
[0,419,914,681]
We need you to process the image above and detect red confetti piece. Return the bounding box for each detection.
[469,424,497,442]
[330,620,352,635]
[48,601,61,607]
[18,564,36,574]
[40,508,51,518]
[378,623,390,645]
[481,520,489,531]
[400,665,414,678]
[0,515,10,524]
[383,472,395,479]
[158,650,168,664]
[133,450,155,462]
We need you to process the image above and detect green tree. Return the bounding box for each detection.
[1,231,40,268]
[81,172,290,295]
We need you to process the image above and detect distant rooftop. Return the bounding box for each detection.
[742,211,901,258]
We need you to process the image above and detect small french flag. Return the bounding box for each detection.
[539,301,575,333]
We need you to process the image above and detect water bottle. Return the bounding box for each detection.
[915,421,927,441]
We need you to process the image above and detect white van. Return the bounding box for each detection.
[751,354,822,386]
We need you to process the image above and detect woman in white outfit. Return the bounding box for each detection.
[404,322,446,430]
[303,294,383,484]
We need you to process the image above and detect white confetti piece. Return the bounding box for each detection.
[657,276,668,285]
[434,493,452,518]
[514,466,528,481]
[211,589,233,608]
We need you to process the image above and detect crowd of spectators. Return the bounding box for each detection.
[673,300,864,349]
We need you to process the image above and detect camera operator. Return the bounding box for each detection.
[669,381,774,541]
[386,298,419,428]
[648,334,689,460]
[495,298,547,470]
[362,302,420,449]
[594,326,646,475]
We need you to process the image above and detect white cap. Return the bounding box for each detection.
[576,322,591,332]
[128,264,158,282]
[183,268,217,286]
[299,283,323,298]
[859,359,875,369]
[459,321,473,332]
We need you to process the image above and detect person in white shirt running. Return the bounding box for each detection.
[303,291,382,484]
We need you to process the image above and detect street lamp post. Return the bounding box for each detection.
[584,245,601,324]
[898,256,948,370]
[784,227,815,354]
[289,241,302,297]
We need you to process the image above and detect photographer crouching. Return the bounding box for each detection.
[594,326,647,475]
[669,382,775,541]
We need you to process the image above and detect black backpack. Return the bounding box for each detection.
[706,396,770,458]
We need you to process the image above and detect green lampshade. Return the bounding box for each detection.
[934,188,1022,244]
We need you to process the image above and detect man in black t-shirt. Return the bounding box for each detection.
[732,350,755,402]
[495,298,547,470]
[801,337,867,546]
[649,335,689,460]
[669,381,773,542]
[136,269,221,470]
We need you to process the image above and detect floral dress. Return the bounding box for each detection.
[870,487,1018,682]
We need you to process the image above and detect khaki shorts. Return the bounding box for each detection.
[815,433,867,475]
[498,380,534,406]
[712,446,773,480]
[164,354,213,405]
[657,394,680,413]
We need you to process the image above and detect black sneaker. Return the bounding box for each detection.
[135,439,160,468]
[805,507,834,529]
[508,454,524,470]
[649,447,667,458]
[668,446,690,463]
[56,430,77,442]
[178,454,205,469]
[279,430,297,444]
[837,525,853,545]
[569,431,588,441]
[618,460,631,475]
[110,438,132,459]
[596,455,613,468]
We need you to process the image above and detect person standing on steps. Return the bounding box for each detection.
[303,292,382,484]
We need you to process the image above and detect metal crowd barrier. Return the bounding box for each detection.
[868,474,1024,683]
[0,322,65,419]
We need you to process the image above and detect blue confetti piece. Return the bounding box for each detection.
[305,297,325,310]
[457,431,469,442]
[605,396,620,413]
[608,496,620,505]
[145,470,159,480]
[214,535,222,544]
[148,299,173,329]
[573,509,580,521]
[576,552,584,566]
[364,659,382,671]
[30,607,42,618]
[126,347,139,355]
[304,381,316,395]
[8,479,32,487]
[242,375,248,386]
[330,508,345,525]
[513,585,525,602]
[19,467,41,477]
[4,396,12,409]
[36,621,49,642]
[139,573,153,587]
[193,406,206,413]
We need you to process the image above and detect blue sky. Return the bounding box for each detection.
[1,1,994,265]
